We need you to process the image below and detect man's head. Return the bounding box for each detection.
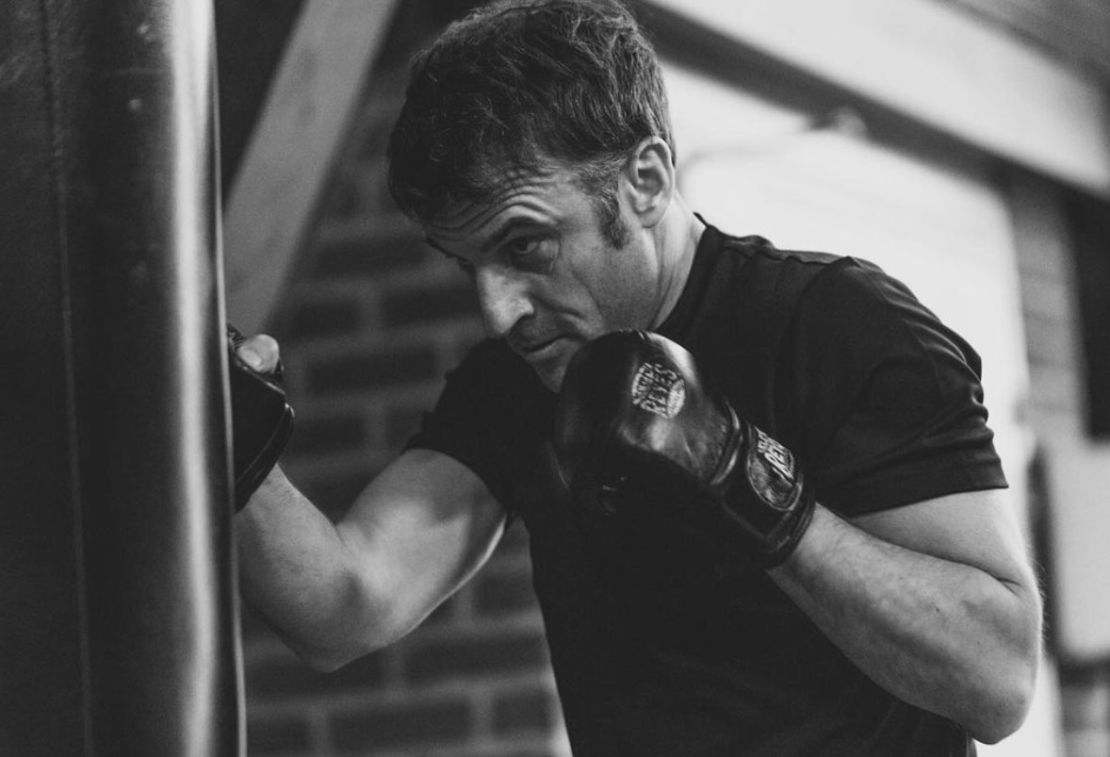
[388,0,687,391]
[386,0,673,244]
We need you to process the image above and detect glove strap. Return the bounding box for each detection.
[714,411,815,567]
[226,325,295,511]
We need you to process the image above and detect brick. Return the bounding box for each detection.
[421,593,461,627]
[319,172,368,223]
[312,234,427,279]
[330,697,471,751]
[246,648,387,701]
[297,469,376,520]
[1059,666,1110,730]
[1027,362,1081,414]
[285,413,367,458]
[287,299,361,340]
[1064,729,1110,757]
[383,282,479,328]
[474,569,538,617]
[444,324,493,366]
[1023,313,1079,368]
[306,345,438,395]
[492,687,555,735]
[405,629,549,685]
[1019,269,1073,322]
[357,109,404,164]
[460,748,557,757]
[386,404,428,451]
[356,160,406,217]
[320,160,399,220]
[246,712,313,755]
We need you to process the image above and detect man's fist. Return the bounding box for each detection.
[227,325,294,510]
[552,330,814,567]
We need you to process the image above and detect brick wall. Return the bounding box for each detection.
[238,12,570,755]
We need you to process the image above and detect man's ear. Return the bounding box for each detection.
[620,137,675,229]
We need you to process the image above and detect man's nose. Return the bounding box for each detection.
[475,266,533,339]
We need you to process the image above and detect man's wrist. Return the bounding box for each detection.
[715,416,816,567]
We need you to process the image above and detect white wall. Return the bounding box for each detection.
[663,61,1062,756]
[647,0,1110,197]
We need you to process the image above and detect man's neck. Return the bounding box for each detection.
[650,198,705,329]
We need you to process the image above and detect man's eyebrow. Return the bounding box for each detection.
[425,217,544,259]
[482,218,547,253]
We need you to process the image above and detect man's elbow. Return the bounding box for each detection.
[283,578,412,673]
[964,578,1044,743]
[966,686,1034,744]
[291,614,400,673]
[296,638,383,673]
[964,652,1040,744]
[286,616,375,670]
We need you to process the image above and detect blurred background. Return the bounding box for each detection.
[216,1,1110,755]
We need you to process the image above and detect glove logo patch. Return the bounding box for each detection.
[755,428,796,484]
[746,427,802,512]
[631,360,686,418]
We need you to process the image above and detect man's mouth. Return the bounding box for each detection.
[514,335,562,358]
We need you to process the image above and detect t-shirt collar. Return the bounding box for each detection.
[656,214,722,340]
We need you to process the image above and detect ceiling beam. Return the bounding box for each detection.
[223,0,400,333]
[641,0,1110,199]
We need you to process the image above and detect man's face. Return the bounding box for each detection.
[425,164,661,391]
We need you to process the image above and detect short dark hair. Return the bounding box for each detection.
[386,0,673,242]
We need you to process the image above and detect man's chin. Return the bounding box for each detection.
[526,358,565,393]
[517,337,577,392]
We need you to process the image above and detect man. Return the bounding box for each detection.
[234,0,1042,753]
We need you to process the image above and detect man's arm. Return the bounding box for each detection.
[236,449,506,672]
[769,489,1042,744]
[229,332,507,671]
[553,330,1042,744]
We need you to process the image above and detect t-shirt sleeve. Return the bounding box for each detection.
[789,258,1007,517]
[404,339,550,514]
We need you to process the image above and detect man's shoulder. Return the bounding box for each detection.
[717,231,845,271]
[708,229,859,313]
[714,230,917,316]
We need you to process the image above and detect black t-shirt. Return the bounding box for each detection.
[408,223,1006,756]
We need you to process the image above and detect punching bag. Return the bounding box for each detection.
[0,0,242,755]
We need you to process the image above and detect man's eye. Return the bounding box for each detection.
[506,236,540,258]
[505,236,556,272]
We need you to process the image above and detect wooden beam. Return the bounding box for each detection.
[940,0,1110,83]
[641,0,1110,198]
[223,0,400,333]
[215,0,307,192]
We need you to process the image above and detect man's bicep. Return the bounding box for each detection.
[849,488,1036,590]
[336,448,508,627]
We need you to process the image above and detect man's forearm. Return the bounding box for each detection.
[236,466,386,670]
[768,503,1042,744]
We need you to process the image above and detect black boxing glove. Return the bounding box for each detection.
[227,325,295,511]
[552,330,814,568]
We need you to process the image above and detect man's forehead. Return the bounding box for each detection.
[424,165,570,243]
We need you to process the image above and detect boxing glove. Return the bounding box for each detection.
[227,325,295,510]
[552,330,814,567]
